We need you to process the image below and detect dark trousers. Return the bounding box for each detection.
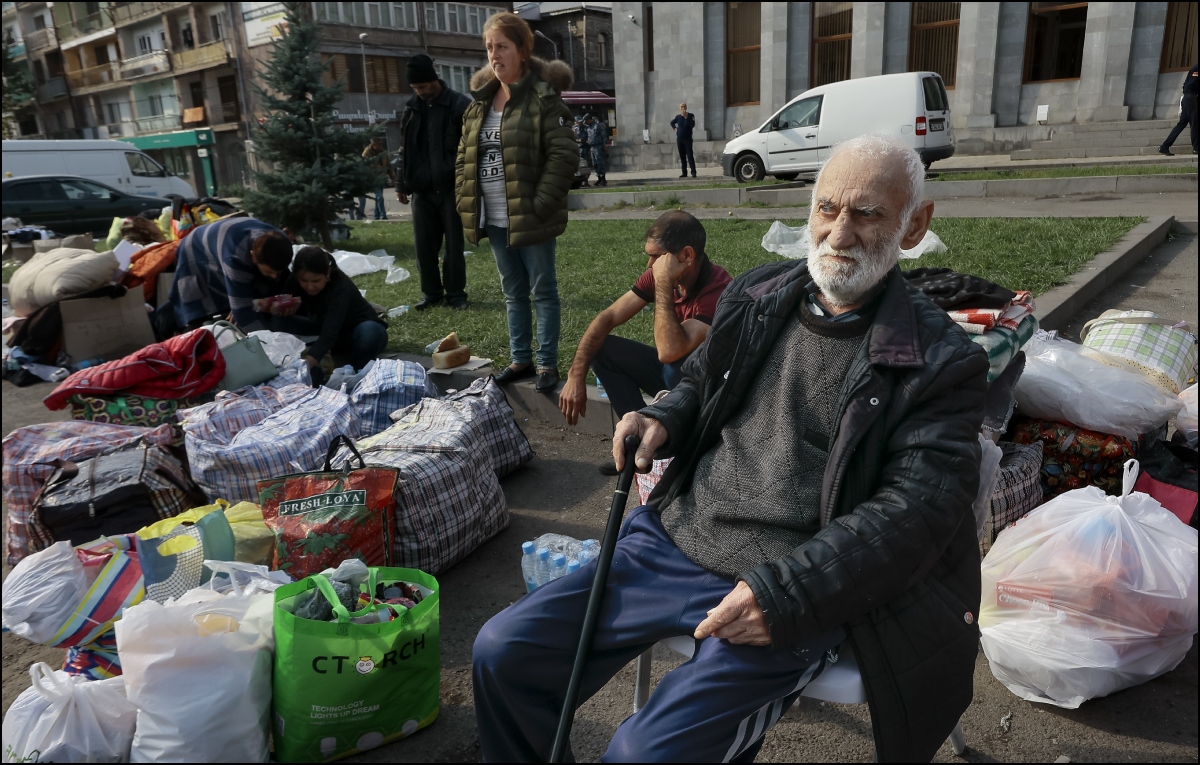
[591,334,688,418]
[473,504,845,762]
[1161,94,1198,154]
[411,189,467,303]
[678,138,696,175]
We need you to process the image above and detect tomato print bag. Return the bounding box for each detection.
[258,436,399,580]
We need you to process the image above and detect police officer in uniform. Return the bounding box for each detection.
[574,114,591,187]
[585,113,608,187]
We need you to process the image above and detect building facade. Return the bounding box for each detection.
[517,1,614,93]
[5,1,510,192]
[611,2,1198,170]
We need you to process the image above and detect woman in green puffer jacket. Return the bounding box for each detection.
[456,11,578,393]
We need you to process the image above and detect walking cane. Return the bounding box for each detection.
[550,434,641,763]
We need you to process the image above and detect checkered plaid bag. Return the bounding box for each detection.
[393,376,533,477]
[2,422,175,565]
[338,405,508,574]
[350,359,435,437]
[1081,310,1197,394]
[983,441,1045,548]
[181,384,359,504]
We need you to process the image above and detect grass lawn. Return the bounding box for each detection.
[344,216,1143,369]
[934,164,1194,182]
[574,178,793,194]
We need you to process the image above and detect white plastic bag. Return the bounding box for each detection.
[386,265,412,284]
[1,541,87,644]
[202,560,292,597]
[1176,384,1197,448]
[1014,332,1183,439]
[898,229,947,259]
[973,435,1004,542]
[760,221,809,259]
[115,586,274,762]
[330,249,394,278]
[979,460,1198,709]
[1,663,137,763]
[248,330,306,367]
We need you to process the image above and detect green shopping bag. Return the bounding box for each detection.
[272,567,440,762]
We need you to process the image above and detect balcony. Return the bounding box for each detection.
[65,61,121,92]
[220,101,241,124]
[136,113,181,133]
[120,49,170,79]
[98,121,137,138]
[172,40,227,73]
[35,75,68,100]
[24,26,56,52]
[57,8,114,43]
[47,128,84,139]
[111,1,172,27]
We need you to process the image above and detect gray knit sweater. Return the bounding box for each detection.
[660,302,871,575]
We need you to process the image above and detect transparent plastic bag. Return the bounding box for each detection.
[248,331,306,368]
[330,249,393,278]
[1176,384,1197,448]
[898,229,947,259]
[1,541,87,644]
[760,221,809,259]
[979,460,1198,708]
[1014,332,1183,439]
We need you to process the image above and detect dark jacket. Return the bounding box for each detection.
[455,57,577,248]
[397,81,470,195]
[641,260,989,762]
[671,112,696,141]
[289,274,385,361]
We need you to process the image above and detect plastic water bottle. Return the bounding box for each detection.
[534,547,553,587]
[595,379,608,399]
[520,541,538,593]
[578,539,599,566]
[551,553,568,581]
[387,305,410,318]
[567,558,581,575]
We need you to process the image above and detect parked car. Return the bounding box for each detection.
[2,139,196,198]
[2,175,169,236]
[721,72,955,182]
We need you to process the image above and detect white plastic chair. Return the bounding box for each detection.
[633,637,966,757]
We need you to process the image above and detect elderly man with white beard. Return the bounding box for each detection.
[471,134,990,763]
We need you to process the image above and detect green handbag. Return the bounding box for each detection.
[272,567,441,762]
[210,320,280,391]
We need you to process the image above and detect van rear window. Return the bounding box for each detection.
[922,76,948,112]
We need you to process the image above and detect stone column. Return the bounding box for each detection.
[1076,1,1136,122]
[952,2,1002,129]
[760,1,789,118]
[850,2,886,78]
[611,2,646,147]
[673,4,709,140]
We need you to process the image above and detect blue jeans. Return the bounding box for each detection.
[353,186,387,220]
[473,505,845,762]
[485,225,560,370]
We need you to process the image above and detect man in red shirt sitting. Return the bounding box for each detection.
[559,210,732,472]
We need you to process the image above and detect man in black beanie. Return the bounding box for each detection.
[396,54,472,310]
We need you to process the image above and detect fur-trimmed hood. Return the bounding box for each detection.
[469,56,574,96]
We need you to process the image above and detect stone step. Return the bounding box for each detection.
[1011,146,1183,160]
[1054,119,1176,134]
[1029,136,1167,150]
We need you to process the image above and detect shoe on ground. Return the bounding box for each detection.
[691,173,697,178]
[495,364,535,385]
[598,461,619,477]
[414,297,443,311]
[449,299,468,311]
[1158,147,1173,155]
[535,368,560,393]
[679,174,688,178]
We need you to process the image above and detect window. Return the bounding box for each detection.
[61,178,112,200]
[105,101,126,124]
[32,15,46,31]
[189,80,205,109]
[768,95,822,131]
[94,44,111,65]
[125,152,164,177]
[325,54,408,94]
[425,3,497,35]
[18,115,40,136]
[437,63,474,94]
[390,2,418,30]
[812,2,852,87]
[645,4,654,71]
[181,22,194,50]
[16,180,66,200]
[218,75,240,121]
[726,2,761,106]
[146,94,164,116]
[209,12,228,41]
[1161,2,1197,73]
[1023,2,1087,82]
[85,2,101,16]
[598,33,607,67]
[922,75,949,111]
[137,33,153,55]
[366,2,382,26]
[909,3,960,88]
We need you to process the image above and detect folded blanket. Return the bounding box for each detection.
[950,291,1035,334]
[970,312,1039,382]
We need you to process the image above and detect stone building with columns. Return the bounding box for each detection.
[610,2,1197,170]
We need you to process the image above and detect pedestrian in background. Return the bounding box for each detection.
[396,54,472,310]
[358,137,393,221]
[574,114,591,186]
[586,113,609,187]
[456,11,577,393]
[672,102,697,178]
[1159,64,1198,156]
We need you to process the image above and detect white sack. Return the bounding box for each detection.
[1176,384,1197,448]
[330,248,394,277]
[1,541,87,644]
[248,330,306,367]
[8,248,120,318]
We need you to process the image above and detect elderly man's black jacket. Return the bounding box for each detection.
[641,259,989,762]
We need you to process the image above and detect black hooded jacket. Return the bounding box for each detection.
[396,80,471,195]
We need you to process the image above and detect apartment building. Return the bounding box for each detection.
[5,1,511,192]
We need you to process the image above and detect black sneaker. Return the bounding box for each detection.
[535,368,560,393]
[414,297,443,311]
[448,299,468,311]
[1158,147,1172,156]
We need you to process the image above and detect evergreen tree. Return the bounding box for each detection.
[2,33,34,139]
[243,2,381,248]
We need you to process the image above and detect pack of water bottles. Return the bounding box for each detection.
[520,533,601,592]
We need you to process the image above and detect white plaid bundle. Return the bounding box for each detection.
[350,359,436,437]
[1081,310,1197,394]
[391,376,533,477]
[181,384,359,503]
[341,404,508,574]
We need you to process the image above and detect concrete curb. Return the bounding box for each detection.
[1034,215,1175,331]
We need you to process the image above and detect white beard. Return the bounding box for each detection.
[806,226,902,306]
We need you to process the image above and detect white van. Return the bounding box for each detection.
[2,139,196,197]
[721,72,954,182]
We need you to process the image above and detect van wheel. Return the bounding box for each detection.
[773,173,799,181]
[734,154,765,183]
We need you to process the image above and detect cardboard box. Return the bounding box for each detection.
[60,288,156,363]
